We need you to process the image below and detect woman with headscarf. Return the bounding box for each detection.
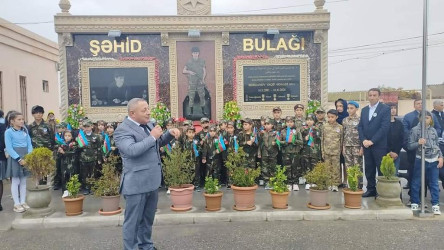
[335,99,349,125]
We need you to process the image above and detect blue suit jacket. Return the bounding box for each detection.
[358,102,391,149]
[114,118,173,195]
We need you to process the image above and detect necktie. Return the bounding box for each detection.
[140,124,150,135]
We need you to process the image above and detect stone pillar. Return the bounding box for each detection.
[58,0,71,15]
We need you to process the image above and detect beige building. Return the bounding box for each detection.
[0,17,59,123]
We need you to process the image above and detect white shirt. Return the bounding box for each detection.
[368,101,380,121]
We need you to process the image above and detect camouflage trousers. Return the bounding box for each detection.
[283,153,303,184]
[188,83,206,107]
[261,156,277,181]
[79,161,97,190]
[301,155,320,176]
[244,154,258,169]
[323,154,341,185]
[344,146,363,186]
[206,154,223,180]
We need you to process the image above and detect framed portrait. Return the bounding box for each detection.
[80,60,157,121]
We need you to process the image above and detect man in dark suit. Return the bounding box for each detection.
[114,98,180,250]
[358,88,391,197]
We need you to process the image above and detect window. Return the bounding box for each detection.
[42,80,49,92]
[19,76,27,120]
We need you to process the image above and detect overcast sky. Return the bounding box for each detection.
[1,0,443,92]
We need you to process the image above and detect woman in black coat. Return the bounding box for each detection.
[388,105,404,175]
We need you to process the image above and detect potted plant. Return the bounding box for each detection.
[225,148,261,211]
[24,147,56,217]
[88,155,122,215]
[343,165,364,209]
[62,174,85,216]
[163,147,195,211]
[269,165,290,209]
[203,177,223,211]
[304,161,338,210]
[376,154,403,207]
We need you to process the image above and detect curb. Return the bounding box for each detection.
[11,208,414,230]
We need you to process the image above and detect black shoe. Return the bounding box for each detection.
[53,185,61,191]
[83,189,90,195]
[362,190,377,197]
[0,204,3,211]
[227,185,231,190]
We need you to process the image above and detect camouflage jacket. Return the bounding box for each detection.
[259,130,279,158]
[270,119,285,132]
[294,117,306,132]
[238,131,259,159]
[301,126,322,159]
[342,115,361,147]
[58,141,78,172]
[280,127,303,154]
[29,120,54,149]
[202,136,223,160]
[78,132,102,163]
[322,122,343,156]
[181,138,200,161]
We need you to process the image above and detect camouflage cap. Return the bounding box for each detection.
[285,116,295,122]
[200,117,210,123]
[55,123,65,129]
[183,120,192,126]
[209,125,218,131]
[242,118,253,125]
[306,114,316,121]
[315,107,326,113]
[187,126,196,131]
[165,118,174,125]
[264,117,273,125]
[106,122,116,128]
[218,120,228,125]
[294,104,304,110]
[272,106,282,112]
[260,116,266,121]
[82,119,93,127]
[227,121,235,127]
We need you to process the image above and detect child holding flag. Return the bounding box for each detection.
[181,126,202,191]
[102,123,122,174]
[280,116,303,191]
[238,118,258,170]
[322,110,343,192]
[202,125,226,180]
[57,130,78,195]
[77,119,102,195]
[223,121,238,188]
[301,114,322,190]
[258,118,279,189]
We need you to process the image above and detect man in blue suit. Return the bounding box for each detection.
[115,98,180,250]
[358,88,391,197]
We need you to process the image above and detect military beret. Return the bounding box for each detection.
[348,101,360,108]
[200,117,210,123]
[31,105,44,114]
[294,104,304,110]
[242,118,253,125]
[285,116,295,122]
[272,107,282,112]
[82,119,93,127]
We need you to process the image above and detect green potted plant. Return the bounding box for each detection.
[269,165,290,209]
[88,155,122,216]
[304,161,338,210]
[203,177,223,211]
[376,154,402,207]
[162,147,195,211]
[63,174,84,216]
[24,147,56,216]
[343,165,364,209]
[225,148,261,211]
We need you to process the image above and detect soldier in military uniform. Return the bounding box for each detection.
[294,104,306,132]
[238,118,259,169]
[258,118,279,189]
[342,101,363,187]
[301,114,322,189]
[29,105,55,186]
[202,125,224,180]
[183,47,207,116]
[280,116,303,191]
[321,109,343,192]
[78,119,102,195]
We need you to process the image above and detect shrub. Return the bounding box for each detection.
[88,155,121,197]
[204,177,221,194]
[66,174,82,198]
[269,165,288,193]
[163,147,195,187]
[346,165,363,192]
[380,154,396,180]
[24,147,56,188]
[304,161,339,190]
[225,148,261,187]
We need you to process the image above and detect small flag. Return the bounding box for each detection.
[253,127,258,144]
[308,128,314,147]
[67,123,73,131]
[163,143,172,154]
[234,136,239,153]
[214,135,226,153]
[55,133,66,145]
[76,130,89,148]
[275,131,281,149]
[102,134,112,154]
[193,140,199,157]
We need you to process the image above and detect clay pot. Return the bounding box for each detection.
[169,184,194,212]
[63,195,85,216]
[376,176,403,207]
[231,185,258,211]
[343,188,364,209]
[307,188,330,209]
[98,195,121,215]
[270,190,290,209]
[204,192,223,211]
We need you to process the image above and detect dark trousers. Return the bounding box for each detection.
[439,144,444,188]
[53,156,62,188]
[364,147,387,192]
[79,162,95,190]
[406,149,417,186]
[123,189,158,250]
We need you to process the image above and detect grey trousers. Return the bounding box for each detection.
[123,189,158,250]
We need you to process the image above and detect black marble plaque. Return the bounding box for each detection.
[243,65,300,102]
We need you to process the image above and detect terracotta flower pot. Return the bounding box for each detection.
[63,195,85,216]
[376,176,403,207]
[169,184,194,212]
[98,195,122,215]
[343,188,364,209]
[269,190,290,209]
[307,189,330,209]
[204,192,223,211]
[231,185,258,211]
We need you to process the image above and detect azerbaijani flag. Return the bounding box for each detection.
[234,136,239,153]
[55,133,66,145]
[102,134,112,154]
[76,130,89,148]
[308,128,314,147]
[285,127,296,144]
[163,143,172,155]
[67,123,73,131]
[253,127,258,144]
[214,135,226,153]
[193,140,199,157]
[275,131,281,149]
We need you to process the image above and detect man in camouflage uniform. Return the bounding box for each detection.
[280,116,303,190]
[78,119,102,195]
[294,104,306,132]
[258,118,279,188]
[29,105,55,186]
[322,109,343,191]
[238,118,259,169]
[183,47,207,116]
[342,101,363,187]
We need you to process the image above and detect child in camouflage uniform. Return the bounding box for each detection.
[57,130,78,193]
[238,118,259,170]
[301,114,322,190]
[103,123,122,174]
[294,104,306,132]
[224,121,238,188]
[196,117,210,186]
[77,119,102,195]
[280,116,303,191]
[181,126,201,191]
[202,125,225,180]
[258,118,279,189]
[271,107,284,167]
[322,109,343,192]
[342,101,363,188]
